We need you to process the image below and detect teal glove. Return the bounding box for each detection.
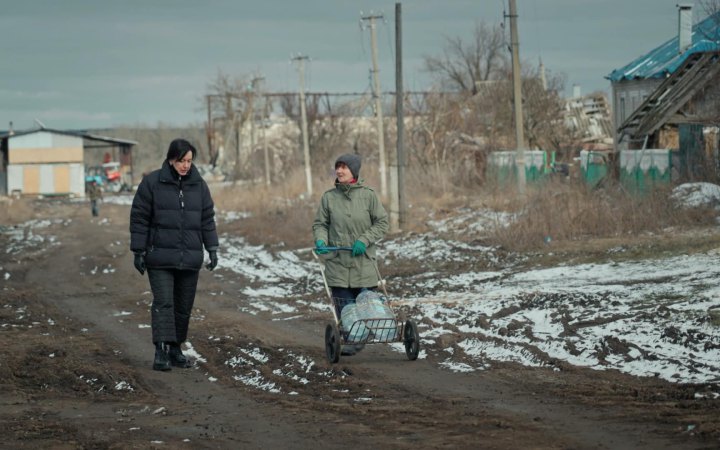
[315,240,329,255]
[351,240,366,257]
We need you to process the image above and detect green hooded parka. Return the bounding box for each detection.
[312,179,388,287]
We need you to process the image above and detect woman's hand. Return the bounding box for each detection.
[351,240,366,257]
[206,251,218,270]
[133,252,146,275]
[315,240,329,255]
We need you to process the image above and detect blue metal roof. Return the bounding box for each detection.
[607,13,720,82]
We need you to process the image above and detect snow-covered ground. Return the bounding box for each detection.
[209,230,720,385]
[2,191,719,391]
[206,191,720,385]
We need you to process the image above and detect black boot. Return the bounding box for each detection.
[168,343,192,368]
[153,342,171,371]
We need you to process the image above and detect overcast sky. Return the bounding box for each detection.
[0,0,707,130]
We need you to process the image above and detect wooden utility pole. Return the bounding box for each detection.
[262,94,271,186]
[292,54,313,196]
[392,2,405,232]
[249,77,262,163]
[362,13,388,198]
[250,76,270,186]
[206,95,214,166]
[508,0,526,193]
[235,123,240,179]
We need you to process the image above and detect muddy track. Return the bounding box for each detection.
[1,199,716,449]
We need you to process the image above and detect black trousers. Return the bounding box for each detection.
[147,268,200,344]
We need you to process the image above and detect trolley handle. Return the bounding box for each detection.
[312,246,389,298]
[314,246,353,253]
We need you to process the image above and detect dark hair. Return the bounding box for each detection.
[166,138,197,161]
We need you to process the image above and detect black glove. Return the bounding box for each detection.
[133,252,146,275]
[206,251,218,271]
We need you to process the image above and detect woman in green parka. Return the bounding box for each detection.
[312,153,389,330]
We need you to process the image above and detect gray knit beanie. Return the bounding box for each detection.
[335,153,361,179]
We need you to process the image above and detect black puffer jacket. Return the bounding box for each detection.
[129,161,218,270]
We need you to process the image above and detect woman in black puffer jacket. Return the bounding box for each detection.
[130,138,219,371]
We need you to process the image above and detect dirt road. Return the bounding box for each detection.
[1,197,718,449]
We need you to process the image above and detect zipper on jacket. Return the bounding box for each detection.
[179,175,185,268]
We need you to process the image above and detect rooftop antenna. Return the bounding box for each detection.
[34,118,46,129]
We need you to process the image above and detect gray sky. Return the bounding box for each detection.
[0,0,705,130]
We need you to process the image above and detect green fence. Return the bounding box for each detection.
[619,149,672,194]
[487,150,547,186]
[580,150,609,188]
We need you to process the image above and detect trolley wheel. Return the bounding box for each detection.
[325,323,341,364]
[403,320,420,361]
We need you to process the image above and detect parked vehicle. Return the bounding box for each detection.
[85,162,130,193]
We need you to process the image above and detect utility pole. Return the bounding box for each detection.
[292,54,313,196]
[508,0,526,193]
[250,76,268,185]
[362,12,388,199]
[262,92,271,186]
[235,123,240,180]
[392,2,405,232]
[206,95,214,166]
[249,77,261,163]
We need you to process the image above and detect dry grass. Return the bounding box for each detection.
[488,179,718,251]
[210,167,718,251]
[0,197,39,225]
[212,171,319,247]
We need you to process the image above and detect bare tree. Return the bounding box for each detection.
[473,65,581,157]
[521,68,578,154]
[423,21,508,95]
[204,71,256,179]
[404,90,497,189]
[405,60,577,189]
[698,1,720,45]
[280,93,370,177]
[700,0,720,20]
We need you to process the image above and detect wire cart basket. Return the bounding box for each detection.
[313,247,420,363]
